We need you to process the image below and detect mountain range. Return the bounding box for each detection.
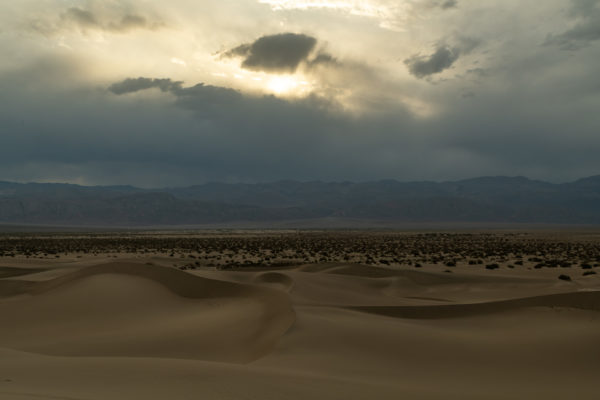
[1,176,600,227]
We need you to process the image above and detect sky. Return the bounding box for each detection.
[1,0,599,187]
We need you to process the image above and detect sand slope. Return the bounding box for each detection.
[0,262,295,363]
[1,259,600,399]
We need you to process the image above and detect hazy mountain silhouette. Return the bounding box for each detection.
[1,176,600,226]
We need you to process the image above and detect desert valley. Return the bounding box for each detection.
[1,230,599,399]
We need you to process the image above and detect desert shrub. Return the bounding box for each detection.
[558,274,571,281]
[486,263,499,270]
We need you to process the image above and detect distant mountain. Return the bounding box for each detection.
[1,176,600,227]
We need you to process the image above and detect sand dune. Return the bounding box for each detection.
[0,262,295,363]
[1,258,600,399]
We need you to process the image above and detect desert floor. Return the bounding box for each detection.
[1,231,599,399]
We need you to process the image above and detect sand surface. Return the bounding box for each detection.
[1,255,600,399]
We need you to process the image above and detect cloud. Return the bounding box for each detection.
[544,0,600,49]
[109,77,242,102]
[109,77,247,120]
[404,45,460,78]
[307,52,339,68]
[61,7,162,33]
[404,36,480,79]
[3,0,600,188]
[62,7,99,28]
[224,33,318,73]
[3,46,600,188]
[426,0,458,10]
[108,78,183,94]
[29,5,164,36]
[440,0,458,9]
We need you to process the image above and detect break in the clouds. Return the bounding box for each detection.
[225,33,318,73]
[1,0,599,186]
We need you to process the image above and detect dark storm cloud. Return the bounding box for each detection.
[3,5,600,190]
[110,77,245,122]
[110,77,243,109]
[404,45,460,78]
[225,33,318,73]
[109,78,183,94]
[2,59,597,187]
[544,0,600,49]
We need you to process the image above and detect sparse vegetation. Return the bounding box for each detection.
[1,232,599,274]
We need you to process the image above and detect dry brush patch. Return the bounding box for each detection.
[1,232,600,276]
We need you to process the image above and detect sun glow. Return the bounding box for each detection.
[258,0,411,30]
[259,0,387,16]
[267,76,300,94]
[209,58,315,97]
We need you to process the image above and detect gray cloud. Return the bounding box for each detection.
[419,0,458,11]
[63,7,99,28]
[404,45,460,78]
[545,0,600,49]
[307,52,339,68]
[2,50,597,182]
[1,54,600,187]
[109,78,183,94]
[225,33,318,73]
[438,0,458,9]
[109,77,243,113]
[569,0,599,17]
[109,14,153,32]
[3,1,600,187]
[62,7,161,32]
[27,6,164,35]
[404,36,480,79]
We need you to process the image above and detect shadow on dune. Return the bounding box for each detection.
[299,262,546,285]
[0,266,47,279]
[349,290,600,319]
[253,272,294,292]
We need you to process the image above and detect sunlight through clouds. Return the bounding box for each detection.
[258,0,412,30]
[2,0,600,185]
